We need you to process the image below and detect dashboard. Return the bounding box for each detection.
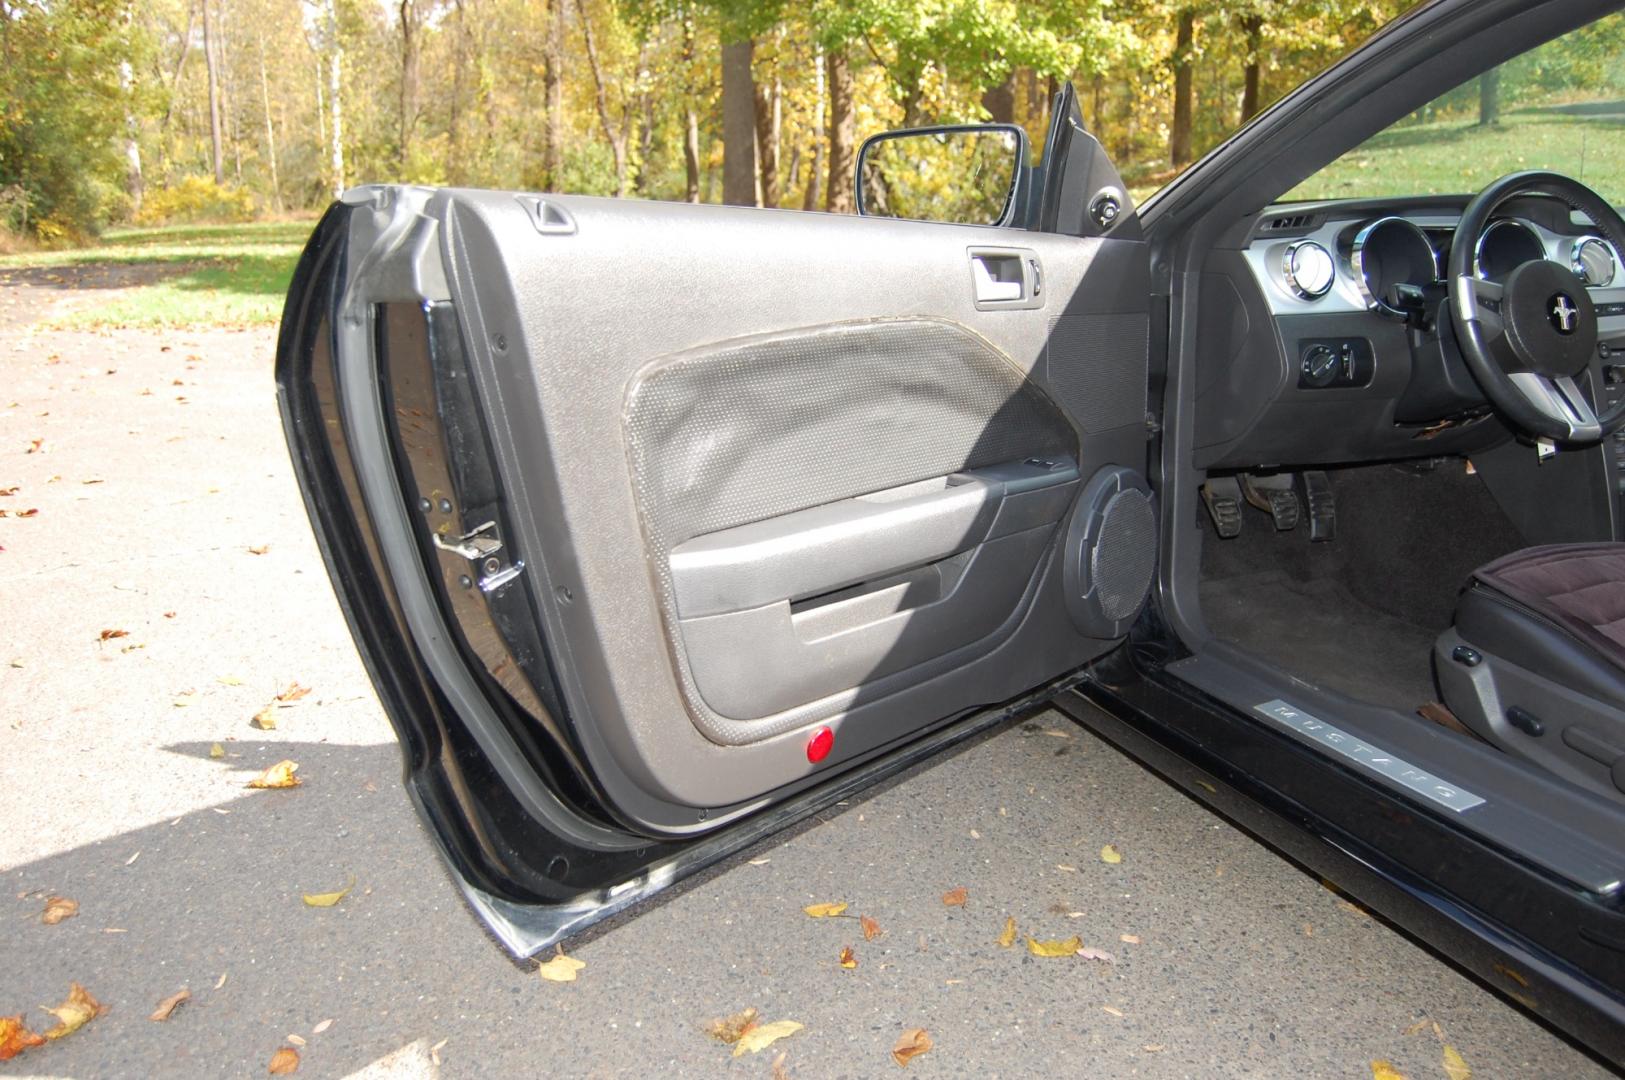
[1193,193,1625,472]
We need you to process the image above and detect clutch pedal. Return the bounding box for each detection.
[1201,476,1244,539]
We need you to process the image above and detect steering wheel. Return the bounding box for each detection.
[1449,171,1625,444]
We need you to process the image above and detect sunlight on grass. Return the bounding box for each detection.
[1287,108,1625,204]
[0,219,313,329]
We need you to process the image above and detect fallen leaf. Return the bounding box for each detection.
[1143,1044,1165,1052]
[14,508,36,518]
[1076,945,1117,964]
[0,487,15,496]
[1370,1061,1407,1080]
[286,1034,306,1047]
[537,949,586,983]
[1338,899,1371,919]
[269,1046,300,1074]
[1102,1005,1125,1018]
[301,878,354,907]
[215,972,228,990]
[98,628,128,641]
[275,682,311,703]
[1054,864,1079,873]
[248,545,270,556]
[838,946,857,970]
[1119,933,1141,945]
[1100,844,1123,865]
[312,1019,332,1035]
[802,902,848,918]
[1402,1017,1431,1037]
[706,1006,759,1044]
[125,850,140,866]
[217,675,243,686]
[209,743,225,759]
[891,1027,931,1067]
[1195,780,1217,794]
[771,1050,791,1080]
[1492,962,1529,988]
[41,896,77,924]
[969,828,980,839]
[25,438,42,453]
[0,1015,45,1061]
[40,983,105,1039]
[860,914,880,941]
[173,692,196,708]
[251,706,277,731]
[1025,935,1082,957]
[148,988,190,1022]
[1442,1045,1471,1080]
[247,760,302,788]
[747,857,771,866]
[941,887,967,906]
[429,1038,447,1065]
[733,1020,802,1058]
[997,916,1017,948]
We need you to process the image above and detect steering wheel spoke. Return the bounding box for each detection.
[1453,274,1505,333]
[1508,371,1601,442]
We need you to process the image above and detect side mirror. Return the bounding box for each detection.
[855,124,1028,227]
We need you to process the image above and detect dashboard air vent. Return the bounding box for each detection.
[1262,213,1316,233]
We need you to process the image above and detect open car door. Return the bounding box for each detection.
[275,86,1156,955]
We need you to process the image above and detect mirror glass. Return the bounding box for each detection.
[858,127,1022,226]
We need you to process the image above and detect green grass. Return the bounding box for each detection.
[1285,107,1625,204]
[0,219,313,329]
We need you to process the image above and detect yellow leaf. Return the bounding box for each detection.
[268,1046,300,1074]
[838,946,857,969]
[891,1027,931,1067]
[861,915,880,941]
[209,743,225,758]
[706,1007,759,1044]
[41,896,77,925]
[1025,935,1082,957]
[251,706,277,731]
[1442,1045,1471,1080]
[537,952,586,982]
[1371,1061,1408,1080]
[276,681,312,703]
[302,878,354,907]
[247,760,301,788]
[732,1020,802,1057]
[996,916,1017,948]
[217,675,243,686]
[1120,934,1141,945]
[40,983,104,1040]
[1100,844,1123,864]
[802,902,847,918]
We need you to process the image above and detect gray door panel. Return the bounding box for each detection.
[423,190,1151,832]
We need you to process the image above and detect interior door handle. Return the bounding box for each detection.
[970,253,1024,302]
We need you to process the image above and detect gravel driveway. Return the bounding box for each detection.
[0,297,1614,1077]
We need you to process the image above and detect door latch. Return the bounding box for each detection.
[432,520,503,560]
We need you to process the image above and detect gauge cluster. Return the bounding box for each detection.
[1243,203,1624,319]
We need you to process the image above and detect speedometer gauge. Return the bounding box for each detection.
[1573,237,1617,287]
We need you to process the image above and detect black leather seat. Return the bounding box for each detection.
[1437,543,1625,801]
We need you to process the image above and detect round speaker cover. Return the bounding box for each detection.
[1062,466,1157,639]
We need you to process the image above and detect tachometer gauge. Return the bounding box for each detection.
[1573,237,1617,287]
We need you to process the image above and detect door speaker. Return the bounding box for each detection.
[1062,466,1157,639]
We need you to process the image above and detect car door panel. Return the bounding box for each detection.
[423,190,1152,827]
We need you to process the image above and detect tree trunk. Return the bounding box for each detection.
[327,0,344,199]
[1169,9,1195,168]
[160,5,196,132]
[981,71,1015,124]
[825,47,854,214]
[202,0,225,183]
[753,74,779,207]
[257,34,282,211]
[1240,14,1263,122]
[681,14,701,203]
[398,0,418,169]
[802,47,824,212]
[1479,68,1500,127]
[543,0,565,190]
[1091,73,1104,131]
[721,37,758,206]
[119,57,143,210]
[577,0,628,196]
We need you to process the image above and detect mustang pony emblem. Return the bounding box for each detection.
[1550,293,1580,334]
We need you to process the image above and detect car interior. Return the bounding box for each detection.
[1151,7,1625,897]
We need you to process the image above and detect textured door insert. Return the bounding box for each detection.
[624,317,1079,744]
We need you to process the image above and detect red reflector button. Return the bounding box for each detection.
[806,726,834,764]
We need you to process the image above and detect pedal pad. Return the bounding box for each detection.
[1240,472,1300,531]
[1201,477,1244,539]
[1298,469,1336,542]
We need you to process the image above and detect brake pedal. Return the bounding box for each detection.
[1299,469,1336,542]
[1240,472,1300,531]
[1201,477,1244,539]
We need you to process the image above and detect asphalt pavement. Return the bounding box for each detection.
[1,306,1616,1078]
